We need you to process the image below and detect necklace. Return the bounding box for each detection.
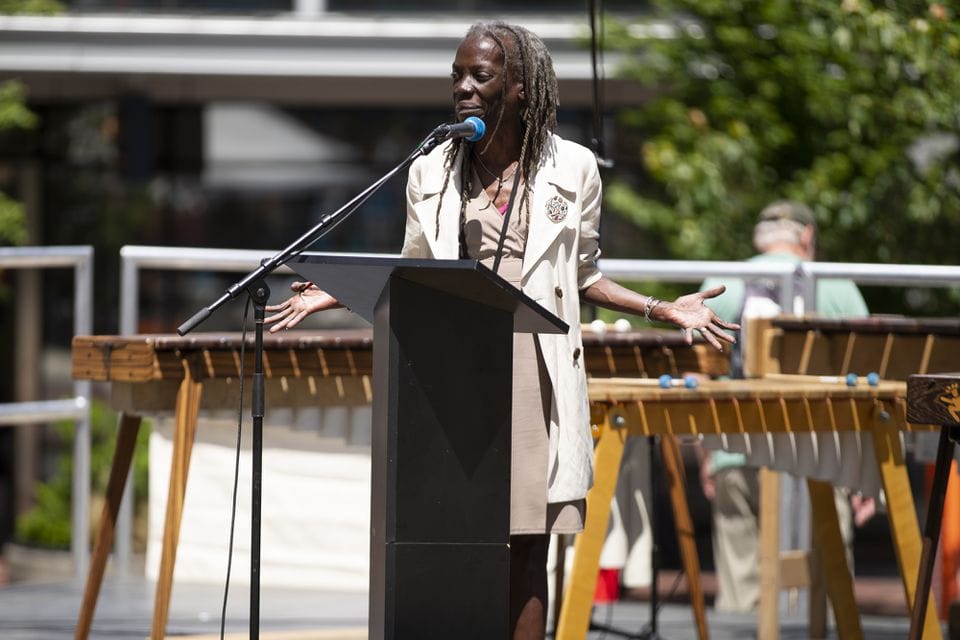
[472,153,519,215]
[473,152,518,188]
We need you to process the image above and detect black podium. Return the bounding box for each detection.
[291,254,567,640]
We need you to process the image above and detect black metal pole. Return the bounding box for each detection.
[247,280,269,640]
[646,435,661,639]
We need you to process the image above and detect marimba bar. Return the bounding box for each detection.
[767,316,960,380]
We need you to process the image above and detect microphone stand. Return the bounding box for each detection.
[176,125,453,640]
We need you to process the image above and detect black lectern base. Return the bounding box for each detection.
[291,255,567,640]
[388,542,509,638]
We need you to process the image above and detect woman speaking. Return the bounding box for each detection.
[266,21,737,640]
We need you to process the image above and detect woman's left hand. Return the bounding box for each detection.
[656,286,740,350]
[264,281,341,333]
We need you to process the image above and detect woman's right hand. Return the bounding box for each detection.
[264,281,341,333]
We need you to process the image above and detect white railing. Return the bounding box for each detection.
[600,258,960,311]
[0,245,93,579]
[600,258,801,308]
[799,262,960,309]
[119,245,299,335]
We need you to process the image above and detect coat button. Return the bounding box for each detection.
[573,347,581,360]
[555,286,563,298]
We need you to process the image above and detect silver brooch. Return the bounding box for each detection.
[544,195,569,223]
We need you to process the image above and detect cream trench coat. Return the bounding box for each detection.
[401,133,603,504]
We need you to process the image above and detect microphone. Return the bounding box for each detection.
[431,116,486,143]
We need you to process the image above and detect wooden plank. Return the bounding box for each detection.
[778,550,811,589]
[556,408,628,640]
[808,478,862,640]
[76,413,143,640]
[874,404,942,640]
[151,359,203,640]
[758,468,780,640]
[661,435,709,640]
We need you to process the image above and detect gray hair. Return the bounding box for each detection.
[752,219,808,252]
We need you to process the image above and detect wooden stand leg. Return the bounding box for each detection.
[75,413,142,640]
[807,543,826,640]
[150,363,203,640]
[807,479,862,640]
[874,406,941,640]
[909,426,955,640]
[758,468,780,640]
[556,407,628,640]
[940,462,960,615]
[661,435,709,640]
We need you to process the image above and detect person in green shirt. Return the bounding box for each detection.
[698,200,872,611]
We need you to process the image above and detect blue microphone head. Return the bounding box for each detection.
[464,116,486,142]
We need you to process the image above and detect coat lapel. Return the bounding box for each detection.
[522,138,578,279]
[414,145,463,260]
[414,137,579,269]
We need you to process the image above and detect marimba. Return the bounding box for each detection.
[71,330,374,640]
[709,317,960,515]
[71,327,726,640]
[743,316,960,634]
[556,376,942,640]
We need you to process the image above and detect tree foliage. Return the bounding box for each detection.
[1,0,63,245]
[0,81,36,245]
[0,0,61,15]
[607,0,960,273]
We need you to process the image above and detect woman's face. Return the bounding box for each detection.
[451,34,524,126]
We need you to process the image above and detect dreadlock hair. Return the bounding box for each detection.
[433,21,560,241]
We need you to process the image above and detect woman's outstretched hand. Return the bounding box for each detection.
[264,281,341,333]
[657,285,740,350]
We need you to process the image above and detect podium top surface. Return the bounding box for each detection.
[291,253,567,334]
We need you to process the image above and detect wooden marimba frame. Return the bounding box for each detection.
[555,375,942,640]
[71,327,726,640]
